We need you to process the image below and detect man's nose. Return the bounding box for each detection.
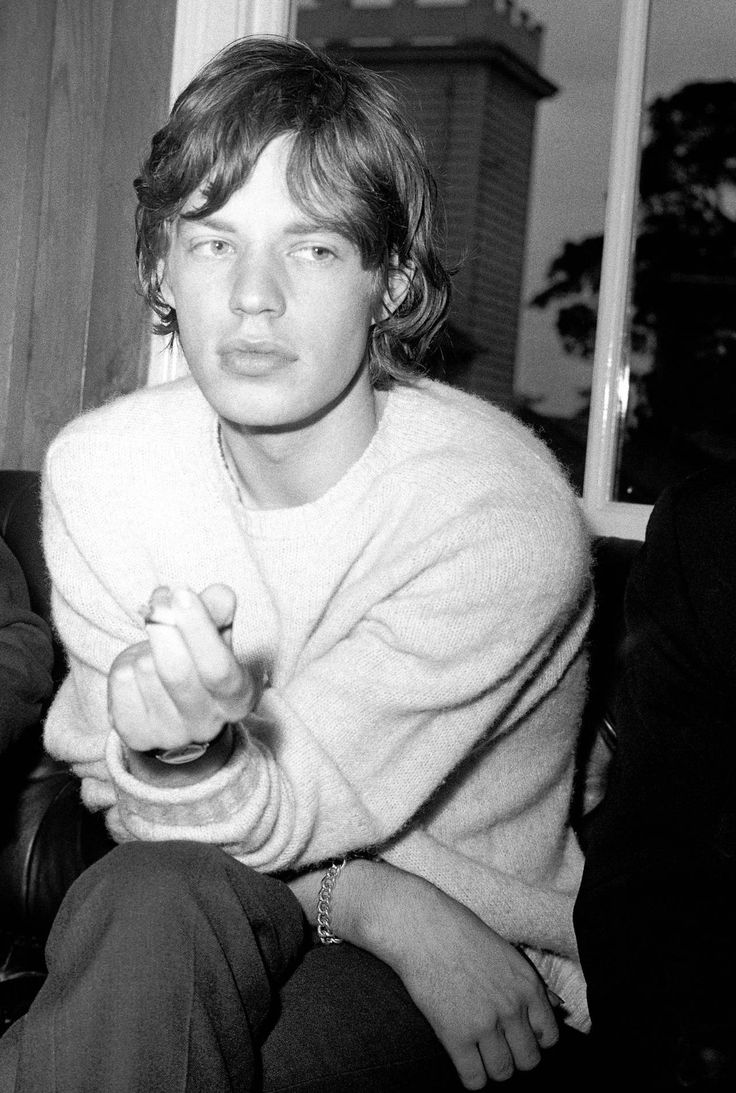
[229,253,286,316]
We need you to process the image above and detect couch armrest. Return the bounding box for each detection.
[0,737,113,942]
[573,535,641,846]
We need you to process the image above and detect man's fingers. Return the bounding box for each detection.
[448,1030,516,1088]
[109,647,180,751]
[501,1011,543,1072]
[145,615,214,706]
[476,1028,515,1083]
[132,649,189,733]
[199,583,237,631]
[108,654,150,747]
[449,1043,493,1090]
[145,587,243,699]
[528,992,560,1050]
[447,1005,553,1091]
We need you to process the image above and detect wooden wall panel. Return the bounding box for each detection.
[20,0,115,469]
[0,0,55,467]
[0,0,176,470]
[83,0,178,411]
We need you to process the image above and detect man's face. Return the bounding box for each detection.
[161,134,384,432]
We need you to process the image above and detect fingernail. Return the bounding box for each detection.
[150,586,173,609]
[172,586,195,609]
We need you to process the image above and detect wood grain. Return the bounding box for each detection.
[0,0,55,467]
[1,0,176,470]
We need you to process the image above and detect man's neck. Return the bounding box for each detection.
[219,385,381,510]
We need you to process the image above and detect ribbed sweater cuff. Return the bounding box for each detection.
[105,722,259,836]
[522,947,590,1033]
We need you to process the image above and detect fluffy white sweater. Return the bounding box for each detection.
[42,376,593,1028]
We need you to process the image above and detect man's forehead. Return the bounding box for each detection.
[180,132,293,210]
[174,174,348,240]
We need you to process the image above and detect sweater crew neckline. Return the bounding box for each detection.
[206,384,409,539]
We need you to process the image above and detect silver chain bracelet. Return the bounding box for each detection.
[316,858,347,945]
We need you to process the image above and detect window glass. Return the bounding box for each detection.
[516,0,621,495]
[614,0,736,503]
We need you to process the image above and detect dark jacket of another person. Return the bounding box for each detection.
[0,535,54,758]
[575,465,736,1091]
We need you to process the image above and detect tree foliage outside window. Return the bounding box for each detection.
[532,80,736,499]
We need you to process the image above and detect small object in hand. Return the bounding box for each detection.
[138,587,233,636]
[138,588,177,626]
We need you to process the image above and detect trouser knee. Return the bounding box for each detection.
[48,839,307,978]
[50,840,225,940]
[8,843,306,1093]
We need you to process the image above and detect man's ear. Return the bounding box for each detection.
[379,254,415,319]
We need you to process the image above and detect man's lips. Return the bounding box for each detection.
[219,340,298,374]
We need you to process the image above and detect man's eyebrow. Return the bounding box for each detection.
[177,213,236,233]
[176,213,345,238]
[283,218,344,238]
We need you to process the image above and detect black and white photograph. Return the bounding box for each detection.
[1,2,734,1090]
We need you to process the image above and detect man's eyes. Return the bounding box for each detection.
[184,239,340,262]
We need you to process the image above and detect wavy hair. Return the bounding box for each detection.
[134,36,452,387]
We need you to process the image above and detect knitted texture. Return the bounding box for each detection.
[42,376,593,1028]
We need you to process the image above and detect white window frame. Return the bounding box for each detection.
[582,0,652,541]
[147,0,296,387]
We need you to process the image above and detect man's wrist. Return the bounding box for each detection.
[348,861,442,971]
[326,858,401,957]
[124,722,237,787]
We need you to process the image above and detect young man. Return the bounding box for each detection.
[0,37,593,1092]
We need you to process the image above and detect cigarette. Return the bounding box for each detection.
[137,597,232,634]
[138,601,177,626]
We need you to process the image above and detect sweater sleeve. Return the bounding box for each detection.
[0,535,55,757]
[99,494,591,872]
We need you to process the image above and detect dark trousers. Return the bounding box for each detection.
[0,841,592,1092]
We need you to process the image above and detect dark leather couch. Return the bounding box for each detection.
[0,471,113,1034]
[0,467,640,1036]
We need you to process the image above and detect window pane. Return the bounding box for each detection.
[515,0,621,495]
[615,0,736,503]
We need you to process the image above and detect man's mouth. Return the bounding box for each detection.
[219,340,297,375]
